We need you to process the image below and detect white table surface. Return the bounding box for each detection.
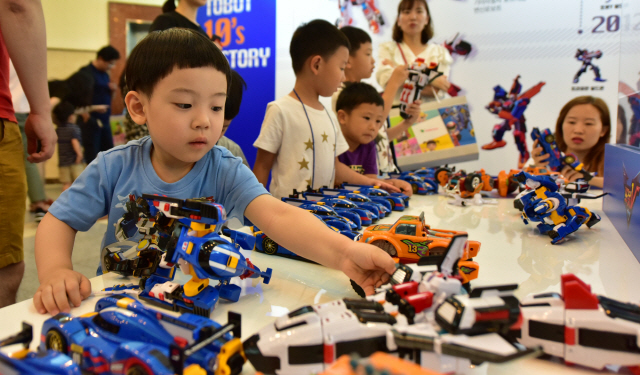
[1,192,635,374]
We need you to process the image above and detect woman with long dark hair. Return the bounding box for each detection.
[376,0,454,101]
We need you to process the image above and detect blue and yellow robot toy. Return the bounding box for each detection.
[103,194,272,316]
[514,172,601,244]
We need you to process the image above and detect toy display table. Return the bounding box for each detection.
[0,193,635,374]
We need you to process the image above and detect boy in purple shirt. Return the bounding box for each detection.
[337,82,411,192]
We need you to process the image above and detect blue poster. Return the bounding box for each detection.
[197,0,276,168]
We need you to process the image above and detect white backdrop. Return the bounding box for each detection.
[273,0,623,174]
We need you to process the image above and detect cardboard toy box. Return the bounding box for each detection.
[603,144,640,261]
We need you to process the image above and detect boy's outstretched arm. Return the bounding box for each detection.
[253,148,276,188]
[33,213,91,315]
[245,195,396,295]
[335,159,401,193]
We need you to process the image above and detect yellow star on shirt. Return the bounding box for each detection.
[299,158,309,170]
[322,132,329,142]
[304,138,314,150]
[305,179,312,187]
[333,143,336,151]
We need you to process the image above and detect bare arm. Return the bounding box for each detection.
[33,213,91,314]
[0,0,56,162]
[71,138,83,164]
[245,195,396,294]
[253,148,276,188]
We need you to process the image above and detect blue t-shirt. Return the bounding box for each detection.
[49,136,269,256]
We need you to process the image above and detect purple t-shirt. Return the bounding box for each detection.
[338,141,378,175]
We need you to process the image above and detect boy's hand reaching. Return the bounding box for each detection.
[365,177,401,194]
[386,178,413,196]
[340,241,396,296]
[34,269,91,315]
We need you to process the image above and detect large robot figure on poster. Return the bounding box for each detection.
[573,49,605,84]
[102,194,272,316]
[481,75,545,168]
[514,172,601,244]
[337,0,385,34]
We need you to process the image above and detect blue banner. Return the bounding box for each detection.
[197,0,276,168]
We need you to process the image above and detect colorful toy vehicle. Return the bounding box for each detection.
[514,172,601,244]
[291,191,376,225]
[40,295,244,375]
[357,213,480,286]
[340,183,409,211]
[103,195,272,317]
[253,214,359,261]
[244,241,530,375]
[282,197,360,230]
[516,274,640,373]
[320,187,390,218]
[0,323,81,375]
[531,127,594,181]
[388,172,438,195]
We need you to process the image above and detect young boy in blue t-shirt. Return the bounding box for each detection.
[33,29,395,315]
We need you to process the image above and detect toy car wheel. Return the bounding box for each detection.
[435,168,450,186]
[45,329,68,354]
[126,365,150,375]
[370,240,397,257]
[262,237,278,255]
[544,134,555,143]
[563,155,576,164]
[464,174,482,192]
[386,198,395,208]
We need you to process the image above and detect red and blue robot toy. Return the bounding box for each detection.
[104,194,272,317]
[514,172,601,244]
[482,75,545,168]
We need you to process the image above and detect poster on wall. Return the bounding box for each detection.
[197,0,276,168]
[326,0,622,173]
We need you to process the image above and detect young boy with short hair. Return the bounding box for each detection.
[252,20,400,200]
[52,101,84,192]
[337,82,418,188]
[334,26,421,176]
[33,29,395,315]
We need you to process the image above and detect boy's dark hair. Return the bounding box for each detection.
[52,101,76,127]
[225,70,246,121]
[392,0,433,44]
[290,19,350,75]
[97,45,121,61]
[125,28,231,97]
[340,26,372,56]
[336,81,384,113]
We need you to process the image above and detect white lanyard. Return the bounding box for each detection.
[292,89,338,188]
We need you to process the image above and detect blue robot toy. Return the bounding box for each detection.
[514,172,601,244]
[530,127,594,181]
[103,194,272,317]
